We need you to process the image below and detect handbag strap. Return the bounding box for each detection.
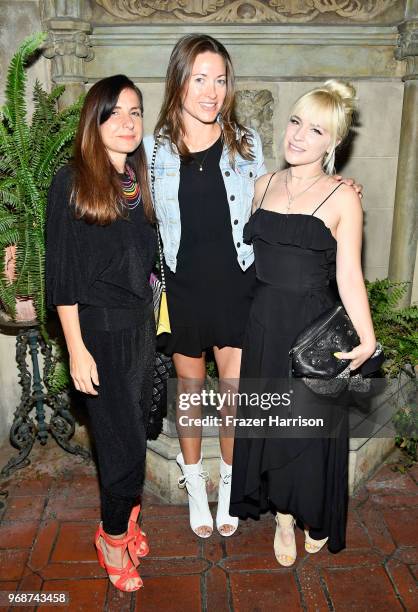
[150,135,167,292]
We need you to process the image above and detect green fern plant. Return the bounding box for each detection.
[0,32,82,324]
[366,279,418,464]
[366,278,418,378]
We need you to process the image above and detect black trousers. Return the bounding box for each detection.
[81,306,155,534]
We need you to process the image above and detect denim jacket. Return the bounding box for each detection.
[143,128,266,273]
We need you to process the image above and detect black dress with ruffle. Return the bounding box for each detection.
[230,208,349,554]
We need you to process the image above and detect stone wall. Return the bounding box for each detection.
[0,1,50,107]
[85,15,407,283]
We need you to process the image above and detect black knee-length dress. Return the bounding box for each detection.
[161,137,256,357]
[46,165,157,515]
[230,185,349,554]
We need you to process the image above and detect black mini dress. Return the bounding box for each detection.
[162,136,256,357]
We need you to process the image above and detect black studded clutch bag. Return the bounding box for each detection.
[289,304,360,381]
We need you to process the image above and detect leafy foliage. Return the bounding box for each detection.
[393,405,417,462]
[45,339,71,394]
[366,278,418,464]
[0,33,82,324]
[366,278,418,378]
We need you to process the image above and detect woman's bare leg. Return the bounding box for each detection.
[213,346,242,464]
[173,352,206,464]
[173,352,212,537]
[213,346,242,535]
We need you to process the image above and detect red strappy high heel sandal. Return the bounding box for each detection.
[129,504,149,558]
[95,521,143,592]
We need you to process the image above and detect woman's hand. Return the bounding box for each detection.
[69,346,100,395]
[334,175,363,198]
[335,342,376,371]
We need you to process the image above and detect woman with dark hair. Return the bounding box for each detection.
[46,75,156,591]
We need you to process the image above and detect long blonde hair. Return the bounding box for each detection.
[155,33,254,163]
[290,80,357,174]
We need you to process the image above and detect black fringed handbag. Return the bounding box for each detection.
[146,136,174,440]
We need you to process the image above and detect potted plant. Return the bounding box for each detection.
[0,32,82,325]
[0,34,89,475]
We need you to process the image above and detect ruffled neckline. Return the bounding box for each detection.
[244,208,336,251]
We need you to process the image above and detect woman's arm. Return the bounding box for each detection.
[334,186,376,370]
[46,169,99,394]
[57,305,99,395]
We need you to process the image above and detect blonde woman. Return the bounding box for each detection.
[230,81,376,562]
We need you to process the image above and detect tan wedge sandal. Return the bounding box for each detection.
[304,529,328,554]
[274,513,296,567]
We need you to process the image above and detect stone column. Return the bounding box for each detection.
[41,1,93,109]
[389,14,418,306]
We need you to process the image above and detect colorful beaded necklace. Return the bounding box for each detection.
[121,164,141,210]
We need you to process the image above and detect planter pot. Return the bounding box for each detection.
[3,245,37,323]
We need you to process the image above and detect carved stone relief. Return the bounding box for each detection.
[95,0,399,23]
[43,30,94,80]
[43,31,94,61]
[396,19,418,78]
[235,89,274,157]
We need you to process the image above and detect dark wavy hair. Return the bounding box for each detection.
[71,74,154,225]
[154,34,254,163]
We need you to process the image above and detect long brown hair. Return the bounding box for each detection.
[154,34,254,163]
[72,75,154,225]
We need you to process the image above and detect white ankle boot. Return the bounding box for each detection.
[216,456,239,537]
[176,452,213,538]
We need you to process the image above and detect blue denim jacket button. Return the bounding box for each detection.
[230,195,235,201]
[225,171,230,177]
[234,219,238,225]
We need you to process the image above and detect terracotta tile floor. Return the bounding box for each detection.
[0,441,417,611]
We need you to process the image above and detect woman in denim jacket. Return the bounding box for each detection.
[144,34,266,539]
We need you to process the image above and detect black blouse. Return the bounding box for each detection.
[46,165,157,313]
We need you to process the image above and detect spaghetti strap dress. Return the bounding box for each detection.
[230,178,349,554]
[161,136,256,357]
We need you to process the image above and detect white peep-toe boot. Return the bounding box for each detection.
[216,456,239,537]
[176,452,213,538]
